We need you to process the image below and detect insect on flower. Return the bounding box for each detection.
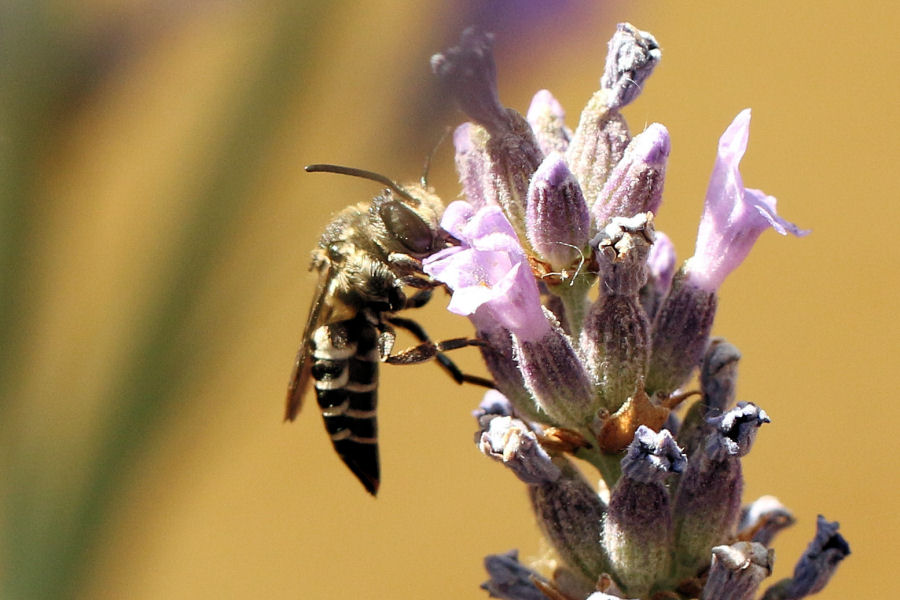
[285,164,493,495]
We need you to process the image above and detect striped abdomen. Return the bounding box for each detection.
[310,312,381,495]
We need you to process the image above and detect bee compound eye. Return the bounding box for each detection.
[379,200,435,255]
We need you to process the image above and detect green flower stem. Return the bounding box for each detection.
[550,272,595,338]
[576,443,622,489]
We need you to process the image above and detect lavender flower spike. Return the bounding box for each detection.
[685,109,810,292]
[423,23,848,600]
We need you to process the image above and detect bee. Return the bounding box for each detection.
[286,164,492,495]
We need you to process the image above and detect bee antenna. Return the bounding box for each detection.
[305,164,420,205]
[420,126,451,187]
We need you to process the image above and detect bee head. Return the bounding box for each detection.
[305,163,453,259]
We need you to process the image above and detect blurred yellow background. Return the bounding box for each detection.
[1,1,896,598]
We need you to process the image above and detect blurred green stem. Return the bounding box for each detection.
[1,1,334,597]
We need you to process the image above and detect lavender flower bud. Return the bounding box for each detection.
[672,403,770,579]
[527,89,571,155]
[513,308,596,429]
[478,415,561,485]
[604,427,685,597]
[761,516,850,600]
[432,22,847,600]
[530,462,608,582]
[581,214,654,410]
[580,294,651,413]
[566,99,630,211]
[740,495,796,547]
[433,29,543,241]
[677,338,742,457]
[525,153,590,270]
[591,123,670,231]
[702,542,774,600]
[600,23,661,110]
[645,269,718,396]
[482,550,549,600]
[639,230,676,320]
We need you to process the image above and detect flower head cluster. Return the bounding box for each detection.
[428,24,847,600]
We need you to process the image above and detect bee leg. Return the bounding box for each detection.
[400,274,457,298]
[404,288,433,309]
[387,253,424,277]
[398,274,440,290]
[376,322,397,361]
[384,316,494,389]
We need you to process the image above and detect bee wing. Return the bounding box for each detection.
[284,259,335,421]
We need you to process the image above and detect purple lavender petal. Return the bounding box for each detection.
[647,230,676,294]
[686,109,810,292]
[453,123,493,210]
[423,202,549,340]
